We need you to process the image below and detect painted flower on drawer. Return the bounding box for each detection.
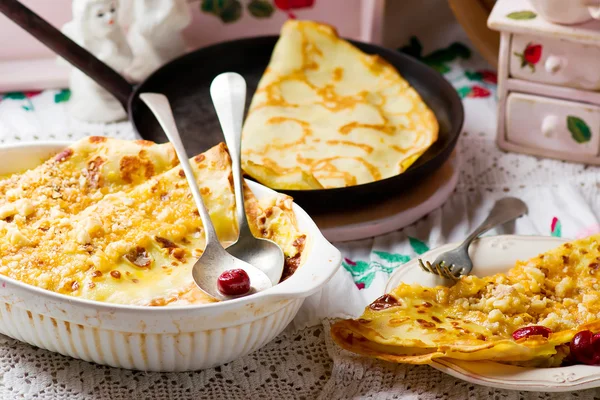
[514,43,542,72]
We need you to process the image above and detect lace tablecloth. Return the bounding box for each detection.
[3,5,600,400]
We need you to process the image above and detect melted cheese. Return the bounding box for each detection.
[0,140,306,306]
[331,235,600,366]
[241,20,438,189]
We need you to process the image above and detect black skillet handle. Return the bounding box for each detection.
[0,0,132,107]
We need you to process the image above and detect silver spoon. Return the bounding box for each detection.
[139,93,272,300]
[209,72,285,285]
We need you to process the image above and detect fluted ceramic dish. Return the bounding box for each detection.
[0,142,342,372]
[385,235,600,392]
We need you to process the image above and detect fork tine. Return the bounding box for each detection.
[418,258,462,280]
[443,264,460,280]
[418,258,429,272]
[426,261,436,274]
[419,259,433,274]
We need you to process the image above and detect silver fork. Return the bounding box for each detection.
[418,197,528,280]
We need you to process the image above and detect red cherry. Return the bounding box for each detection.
[217,269,251,296]
[524,44,542,65]
[570,330,599,365]
[512,325,552,341]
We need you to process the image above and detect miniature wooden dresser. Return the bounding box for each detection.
[488,0,600,165]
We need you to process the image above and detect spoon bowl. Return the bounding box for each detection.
[210,72,285,285]
[140,92,272,300]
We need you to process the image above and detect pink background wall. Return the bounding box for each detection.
[0,0,363,61]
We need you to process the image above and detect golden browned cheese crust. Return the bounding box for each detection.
[241,20,438,190]
[0,140,306,306]
[331,235,600,366]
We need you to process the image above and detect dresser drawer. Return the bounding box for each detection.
[506,92,600,156]
[510,34,600,91]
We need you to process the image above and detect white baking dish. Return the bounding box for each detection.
[0,142,342,372]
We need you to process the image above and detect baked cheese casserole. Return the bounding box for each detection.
[332,235,600,367]
[0,137,306,306]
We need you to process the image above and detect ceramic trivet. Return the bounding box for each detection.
[312,151,459,242]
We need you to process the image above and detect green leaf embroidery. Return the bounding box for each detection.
[247,0,274,18]
[409,237,429,255]
[201,0,242,23]
[567,116,592,143]
[342,259,370,277]
[22,106,32,111]
[220,1,242,22]
[465,71,482,81]
[372,251,410,264]
[342,251,411,289]
[3,92,26,100]
[357,272,376,289]
[448,43,471,60]
[423,49,456,65]
[507,11,537,20]
[551,218,562,238]
[456,86,472,99]
[201,0,214,12]
[54,89,71,103]
[201,0,229,12]
[398,39,470,75]
[398,36,423,59]
[428,63,451,74]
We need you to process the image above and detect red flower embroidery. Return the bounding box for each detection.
[479,70,497,84]
[514,43,542,72]
[356,282,365,290]
[24,91,42,98]
[274,0,314,9]
[467,85,491,98]
[274,0,315,18]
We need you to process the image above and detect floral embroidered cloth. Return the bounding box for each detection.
[2,3,600,399]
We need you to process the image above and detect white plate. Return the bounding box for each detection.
[385,235,600,392]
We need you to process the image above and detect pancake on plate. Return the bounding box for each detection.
[0,139,306,306]
[331,234,600,367]
[241,20,439,190]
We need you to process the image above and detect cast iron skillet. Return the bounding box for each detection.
[0,0,463,213]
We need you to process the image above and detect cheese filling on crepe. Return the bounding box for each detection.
[0,141,306,306]
[332,235,600,367]
[0,136,177,225]
[241,20,439,190]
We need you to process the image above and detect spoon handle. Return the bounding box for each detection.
[139,93,221,248]
[209,73,252,237]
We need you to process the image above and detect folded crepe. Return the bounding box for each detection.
[241,20,439,190]
[332,235,600,367]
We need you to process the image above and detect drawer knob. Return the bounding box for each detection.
[542,115,560,138]
[545,56,562,74]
